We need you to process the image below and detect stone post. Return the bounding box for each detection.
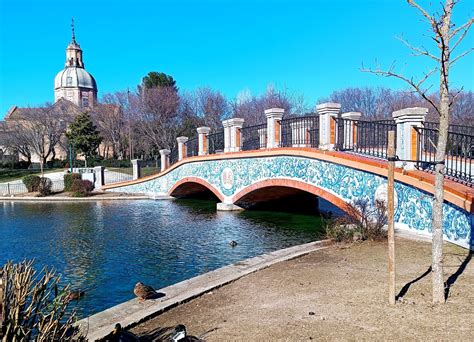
[340,112,362,149]
[159,149,171,172]
[316,102,341,150]
[222,119,232,153]
[229,118,245,152]
[131,159,141,180]
[265,108,284,148]
[392,107,428,170]
[176,136,188,161]
[93,166,105,189]
[197,127,211,156]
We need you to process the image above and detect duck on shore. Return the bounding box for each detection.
[134,282,158,301]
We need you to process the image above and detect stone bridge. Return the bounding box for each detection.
[103,104,474,250]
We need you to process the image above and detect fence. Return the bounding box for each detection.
[186,137,199,157]
[416,127,473,185]
[424,121,474,136]
[336,118,397,160]
[280,115,319,148]
[170,149,179,165]
[141,159,161,177]
[241,123,267,151]
[208,131,225,154]
[104,165,133,184]
[0,182,27,195]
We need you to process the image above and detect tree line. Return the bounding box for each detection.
[2,70,472,164]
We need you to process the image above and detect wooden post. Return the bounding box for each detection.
[387,130,396,305]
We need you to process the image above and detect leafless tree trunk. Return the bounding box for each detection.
[362,0,473,303]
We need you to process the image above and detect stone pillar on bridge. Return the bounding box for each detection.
[341,112,362,149]
[265,108,284,148]
[316,102,341,150]
[223,119,232,153]
[93,166,105,189]
[393,107,427,170]
[159,149,171,172]
[131,159,142,180]
[197,126,211,156]
[229,118,245,152]
[177,136,188,161]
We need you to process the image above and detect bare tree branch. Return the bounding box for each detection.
[450,19,474,53]
[361,65,441,115]
[450,47,474,65]
[449,17,474,39]
[396,36,441,61]
[407,0,438,29]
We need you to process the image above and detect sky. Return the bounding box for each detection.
[0,0,473,118]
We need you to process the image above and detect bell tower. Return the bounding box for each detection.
[65,18,84,68]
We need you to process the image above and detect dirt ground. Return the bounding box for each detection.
[130,238,473,341]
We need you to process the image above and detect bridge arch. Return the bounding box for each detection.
[168,177,224,201]
[232,178,350,212]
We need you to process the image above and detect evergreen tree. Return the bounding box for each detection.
[66,112,102,166]
[142,72,177,91]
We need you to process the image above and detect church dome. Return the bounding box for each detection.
[54,67,97,91]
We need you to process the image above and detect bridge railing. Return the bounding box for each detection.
[208,130,225,154]
[131,105,473,187]
[336,118,397,160]
[241,123,267,151]
[185,137,199,157]
[416,127,473,185]
[280,115,319,148]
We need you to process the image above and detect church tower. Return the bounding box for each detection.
[54,19,97,108]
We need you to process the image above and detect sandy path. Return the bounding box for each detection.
[131,238,473,341]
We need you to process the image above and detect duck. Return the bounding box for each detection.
[229,240,238,247]
[134,282,158,301]
[109,323,139,342]
[66,289,85,302]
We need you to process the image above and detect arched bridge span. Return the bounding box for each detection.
[104,149,473,250]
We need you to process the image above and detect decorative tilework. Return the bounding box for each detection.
[109,155,473,249]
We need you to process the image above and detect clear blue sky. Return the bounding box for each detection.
[0,0,473,118]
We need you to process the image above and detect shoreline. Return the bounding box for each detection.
[77,239,332,341]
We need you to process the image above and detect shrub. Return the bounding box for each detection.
[325,199,387,243]
[22,174,41,192]
[64,173,81,191]
[70,179,94,197]
[38,177,53,196]
[0,260,85,341]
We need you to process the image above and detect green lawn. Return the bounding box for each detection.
[0,168,64,183]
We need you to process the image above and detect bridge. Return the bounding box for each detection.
[102,104,474,250]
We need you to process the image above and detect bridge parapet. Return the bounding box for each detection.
[128,104,472,187]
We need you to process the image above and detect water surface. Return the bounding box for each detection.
[0,199,324,317]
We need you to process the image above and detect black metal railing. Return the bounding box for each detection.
[208,130,225,154]
[280,115,319,148]
[336,118,397,159]
[241,123,267,151]
[416,127,473,185]
[424,121,474,136]
[141,158,161,177]
[185,137,199,157]
[170,148,179,165]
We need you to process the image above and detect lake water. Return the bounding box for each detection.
[0,199,325,318]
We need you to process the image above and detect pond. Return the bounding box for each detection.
[0,199,326,318]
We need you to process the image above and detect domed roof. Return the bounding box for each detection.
[54,67,97,91]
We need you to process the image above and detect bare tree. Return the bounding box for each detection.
[362,0,473,303]
[194,87,230,131]
[8,105,69,175]
[94,98,127,159]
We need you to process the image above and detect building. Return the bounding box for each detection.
[54,19,97,108]
[0,20,104,164]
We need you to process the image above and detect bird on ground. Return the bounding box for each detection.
[108,323,139,342]
[134,282,158,301]
[66,289,85,302]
